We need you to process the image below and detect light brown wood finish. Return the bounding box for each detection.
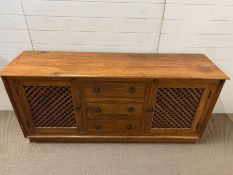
[0,51,229,80]
[87,120,141,134]
[0,51,229,143]
[13,78,79,135]
[145,79,218,134]
[84,81,145,98]
[1,77,29,136]
[86,103,143,116]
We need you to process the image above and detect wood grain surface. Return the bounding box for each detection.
[0,52,228,143]
[0,51,229,79]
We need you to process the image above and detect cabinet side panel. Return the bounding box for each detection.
[1,77,30,137]
[197,80,225,137]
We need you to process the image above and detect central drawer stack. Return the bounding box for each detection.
[83,81,146,134]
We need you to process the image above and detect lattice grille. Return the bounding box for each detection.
[152,88,204,128]
[24,86,76,127]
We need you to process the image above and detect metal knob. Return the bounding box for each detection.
[126,124,132,130]
[96,124,101,129]
[94,86,101,93]
[128,107,134,113]
[95,107,102,113]
[130,86,136,93]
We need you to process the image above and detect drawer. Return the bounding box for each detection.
[84,82,145,98]
[87,120,140,133]
[86,103,143,116]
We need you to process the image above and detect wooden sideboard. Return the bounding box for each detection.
[0,51,229,142]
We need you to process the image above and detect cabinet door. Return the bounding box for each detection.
[15,78,81,135]
[145,80,218,134]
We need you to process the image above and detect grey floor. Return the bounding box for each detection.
[0,111,233,175]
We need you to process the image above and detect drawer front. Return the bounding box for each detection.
[86,103,143,116]
[84,82,145,98]
[87,120,140,133]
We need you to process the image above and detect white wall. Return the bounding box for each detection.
[0,0,232,113]
[158,0,233,113]
[0,0,32,109]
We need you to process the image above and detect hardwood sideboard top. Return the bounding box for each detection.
[0,51,229,80]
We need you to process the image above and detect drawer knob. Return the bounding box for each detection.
[126,124,132,130]
[94,86,101,93]
[96,124,101,129]
[130,86,136,93]
[128,107,134,113]
[95,107,102,113]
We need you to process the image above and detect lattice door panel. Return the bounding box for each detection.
[23,86,76,128]
[152,88,204,129]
